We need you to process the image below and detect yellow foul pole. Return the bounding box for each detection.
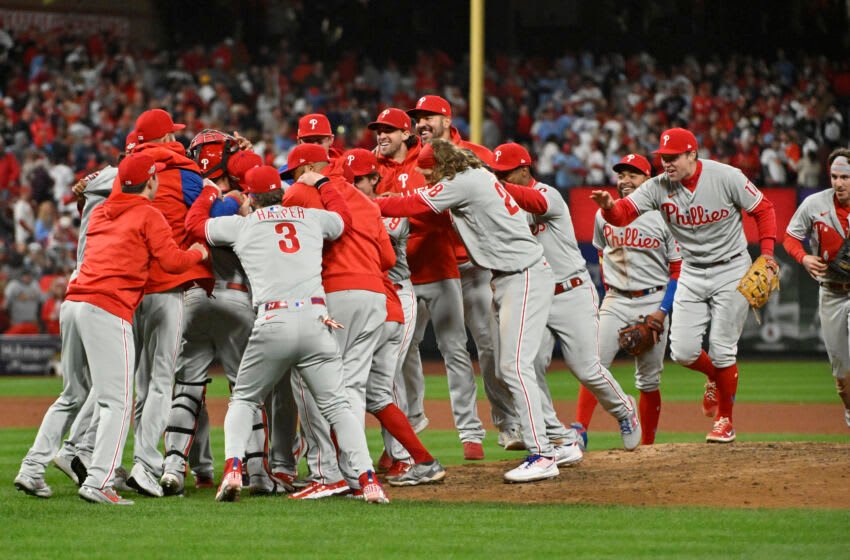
[469,0,484,144]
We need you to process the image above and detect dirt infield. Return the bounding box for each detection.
[3,395,847,509]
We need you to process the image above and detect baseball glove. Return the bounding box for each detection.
[736,255,780,309]
[618,315,665,357]
[827,236,850,281]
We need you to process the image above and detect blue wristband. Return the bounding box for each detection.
[659,278,678,314]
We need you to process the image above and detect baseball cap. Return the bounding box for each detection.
[280,144,330,181]
[125,130,139,153]
[343,148,379,177]
[118,153,166,187]
[227,150,263,185]
[653,128,698,155]
[491,143,533,172]
[368,108,411,131]
[134,109,185,143]
[244,165,283,194]
[297,113,333,138]
[613,153,652,176]
[407,95,452,120]
[416,143,436,170]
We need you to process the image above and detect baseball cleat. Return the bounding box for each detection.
[113,466,133,493]
[14,473,52,498]
[193,472,215,489]
[569,422,588,451]
[53,455,79,486]
[498,428,525,451]
[127,464,164,497]
[702,381,719,418]
[270,471,297,493]
[554,442,583,467]
[384,460,412,480]
[706,417,736,443]
[376,450,393,473]
[503,455,559,483]
[462,441,485,460]
[160,472,185,496]
[248,473,286,496]
[359,470,390,504]
[215,458,243,502]
[79,485,134,505]
[387,460,446,487]
[71,456,88,487]
[288,480,350,500]
[619,396,642,451]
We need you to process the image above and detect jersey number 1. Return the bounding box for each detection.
[275,223,301,253]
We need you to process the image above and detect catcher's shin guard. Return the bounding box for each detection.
[164,379,209,474]
[245,406,272,478]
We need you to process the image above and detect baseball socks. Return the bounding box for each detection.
[682,350,717,381]
[574,385,598,429]
[714,363,738,421]
[638,389,661,445]
[373,404,434,464]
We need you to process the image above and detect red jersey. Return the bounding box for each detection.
[66,193,204,322]
[132,142,212,293]
[376,142,460,284]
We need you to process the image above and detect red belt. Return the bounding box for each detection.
[260,297,326,312]
[224,282,249,293]
[554,277,583,295]
[608,285,665,299]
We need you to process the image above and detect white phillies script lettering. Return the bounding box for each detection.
[398,173,409,190]
[661,203,730,226]
[602,224,661,249]
[309,118,318,130]
[255,207,306,221]
[347,155,355,165]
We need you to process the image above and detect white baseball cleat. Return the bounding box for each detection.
[127,464,164,497]
[160,472,185,496]
[79,485,134,505]
[503,455,559,483]
[498,428,525,451]
[14,473,52,498]
[619,395,642,451]
[554,442,583,467]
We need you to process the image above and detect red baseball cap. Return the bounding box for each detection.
[244,165,283,194]
[613,153,652,176]
[134,109,185,142]
[343,148,379,177]
[125,130,139,153]
[367,108,411,131]
[417,143,436,169]
[280,144,330,180]
[297,113,333,138]
[407,95,452,120]
[653,128,698,155]
[118,153,166,187]
[227,150,263,185]
[491,143,533,172]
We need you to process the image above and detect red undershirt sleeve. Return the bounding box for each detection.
[782,234,807,264]
[600,197,639,226]
[502,182,549,214]
[746,197,777,257]
[669,259,682,280]
[376,193,435,218]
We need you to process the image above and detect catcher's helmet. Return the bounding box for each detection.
[189,129,238,180]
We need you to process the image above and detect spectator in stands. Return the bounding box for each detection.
[796,149,821,188]
[39,275,66,335]
[3,268,41,335]
[34,201,56,245]
[0,137,20,199]
[552,141,587,191]
[535,135,560,185]
[12,184,34,248]
[760,135,787,186]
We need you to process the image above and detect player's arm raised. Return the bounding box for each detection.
[299,171,353,232]
[501,182,549,215]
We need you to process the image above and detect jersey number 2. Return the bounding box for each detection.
[275,223,301,253]
[493,182,520,216]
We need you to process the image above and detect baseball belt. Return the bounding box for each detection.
[260,297,326,312]
[554,276,584,295]
[820,281,850,293]
[607,285,665,298]
[686,252,744,269]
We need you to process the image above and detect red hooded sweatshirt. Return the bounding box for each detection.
[66,192,205,322]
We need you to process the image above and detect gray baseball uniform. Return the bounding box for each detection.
[201,196,375,478]
[414,167,555,456]
[523,182,636,422]
[623,159,760,367]
[593,209,680,388]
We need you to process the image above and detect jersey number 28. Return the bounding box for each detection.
[275,223,301,253]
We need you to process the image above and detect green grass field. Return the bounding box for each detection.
[1,361,849,559]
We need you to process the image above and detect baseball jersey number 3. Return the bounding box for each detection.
[275,222,301,253]
[493,182,520,216]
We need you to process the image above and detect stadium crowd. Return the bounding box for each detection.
[0,26,848,333]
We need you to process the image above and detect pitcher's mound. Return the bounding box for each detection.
[389,442,849,509]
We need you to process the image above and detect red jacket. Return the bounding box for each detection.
[131,142,212,293]
[283,171,394,294]
[376,142,460,284]
[66,193,204,322]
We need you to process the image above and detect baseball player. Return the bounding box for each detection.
[16,153,207,504]
[280,143,394,498]
[408,97,520,452]
[185,165,389,504]
[492,143,641,452]
[346,148,446,485]
[161,132,282,496]
[377,139,573,483]
[591,128,778,442]
[125,109,219,497]
[575,153,681,445]
[784,147,850,429]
